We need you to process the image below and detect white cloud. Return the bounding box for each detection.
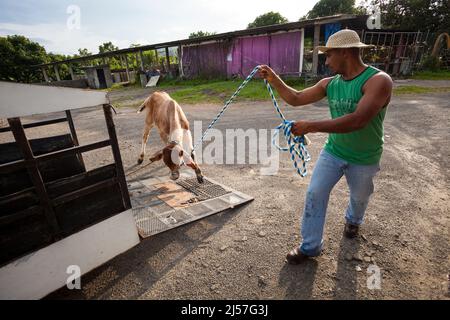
[0,22,123,54]
[0,0,318,55]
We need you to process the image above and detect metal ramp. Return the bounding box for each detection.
[127,173,253,238]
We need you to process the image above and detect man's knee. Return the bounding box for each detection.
[350,189,373,204]
[351,181,374,201]
[304,186,330,219]
[306,182,333,199]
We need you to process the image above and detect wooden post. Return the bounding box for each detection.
[312,24,320,75]
[42,67,49,82]
[102,105,131,210]
[118,55,124,80]
[299,28,304,75]
[165,47,171,75]
[7,117,62,239]
[135,52,139,71]
[178,45,183,77]
[155,49,159,68]
[139,50,145,71]
[53,64,61,81]
[65,110,86,170]
[124,55,130,82]
[68,65,75,80]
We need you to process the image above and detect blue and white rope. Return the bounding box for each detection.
[264,79,311,177]
[193,65,311,177]
[193,66,260,151]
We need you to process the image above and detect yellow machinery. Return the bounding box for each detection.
[431,32,450,58]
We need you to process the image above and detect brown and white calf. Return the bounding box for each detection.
[137,91,204,183]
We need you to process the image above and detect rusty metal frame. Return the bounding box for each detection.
[362,30,429,75]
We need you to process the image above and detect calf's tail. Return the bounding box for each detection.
[137,102,146,113]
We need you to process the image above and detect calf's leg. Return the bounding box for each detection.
[186,160,204,183]
[138,123,153,164]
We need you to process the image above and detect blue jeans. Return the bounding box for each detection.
[299,149,380,256]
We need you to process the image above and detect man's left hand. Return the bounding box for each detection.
[291,120,311,136]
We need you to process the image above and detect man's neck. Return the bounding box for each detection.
[341,61,368,80]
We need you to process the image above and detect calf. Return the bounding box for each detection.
[137,91,204,183]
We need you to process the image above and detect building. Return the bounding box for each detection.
[80,65,113,89]
[33,14,428,87]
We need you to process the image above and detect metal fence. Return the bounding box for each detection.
[361,30,431,75]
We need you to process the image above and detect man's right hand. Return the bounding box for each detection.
[258,65,277,82]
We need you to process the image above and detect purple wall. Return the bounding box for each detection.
[182,30,303,79]
[182,42,230,78]
[229,32,302,77]
[229,36,269,77]
[269,32,302,76]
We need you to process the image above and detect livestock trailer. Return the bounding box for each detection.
[0,81,252,299]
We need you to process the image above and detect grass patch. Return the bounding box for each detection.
[158,77,228,87]
[106,76,450,107]
[106,83,125,91]
[157,77,307,104]
[393,85,450,95]
[410,70,450,80]
[104,81,140,92]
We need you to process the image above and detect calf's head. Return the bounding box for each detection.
[150,141,187,180]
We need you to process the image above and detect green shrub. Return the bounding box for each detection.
[420,55,441,71]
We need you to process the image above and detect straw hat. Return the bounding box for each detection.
[317,29,374,53]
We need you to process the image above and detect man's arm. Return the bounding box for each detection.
[258,65,331,106]
[291,72,393,135]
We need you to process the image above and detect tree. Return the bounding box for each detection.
[77,48,92,57]
[363,0,449,32]
[0,35,48,83]
[143,50,157,67]
[298,14,308,21]
[46,52,74,80]
[189,31,217,39]
[128,44,160,68]
[248,11,288,29]
[98,41,119,54]
[97,42,119,69]
[305,0,359,19]
[125,44,142,70]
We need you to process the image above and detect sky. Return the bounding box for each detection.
[0,0,320,55]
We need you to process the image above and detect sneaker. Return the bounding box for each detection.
[344,222,360,238]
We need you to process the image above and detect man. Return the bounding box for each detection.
[258,29,392,264]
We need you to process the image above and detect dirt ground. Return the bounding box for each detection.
[3,79,449,300]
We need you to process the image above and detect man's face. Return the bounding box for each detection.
[324,49,344,74]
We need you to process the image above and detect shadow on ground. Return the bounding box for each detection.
[44,204,249,299]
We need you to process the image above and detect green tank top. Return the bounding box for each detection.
[324,66,387,165]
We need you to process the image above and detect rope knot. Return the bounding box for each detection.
[273,120,311,177]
